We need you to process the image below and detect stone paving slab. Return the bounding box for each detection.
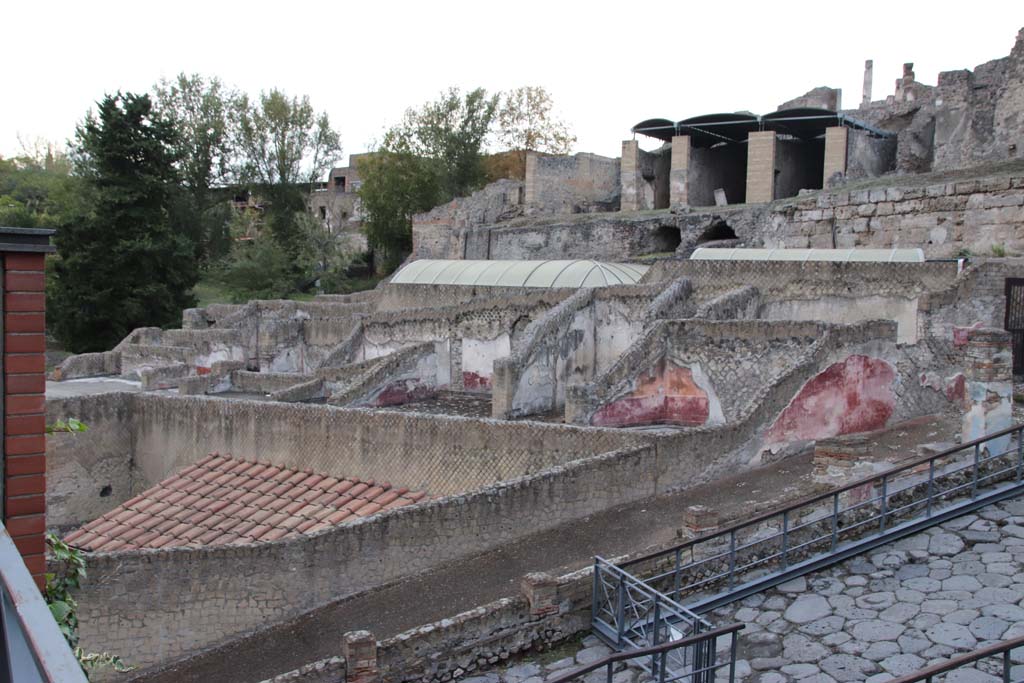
[491,497,1024,683]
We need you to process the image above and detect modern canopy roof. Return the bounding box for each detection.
[390,259,649,288]
[690,247,925,263]
[632,109,894,146]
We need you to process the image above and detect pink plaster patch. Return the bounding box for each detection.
[953,322,983,347]
[462,371,491,392]
[765,355,895,444]
[592,359,710,428]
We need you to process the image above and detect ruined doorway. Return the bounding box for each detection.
[695,221,738,247]
[1004,278,1024,374]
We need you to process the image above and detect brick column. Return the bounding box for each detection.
[823,126,848,186]
[343,630,379,683]
[3,248,49,588]
[521,572,560,616]
[745,131,776,203]
[620,140,642,211]
[670,135,691,207]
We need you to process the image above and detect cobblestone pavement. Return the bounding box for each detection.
[484,497,1024,683]
[385,391,492,418]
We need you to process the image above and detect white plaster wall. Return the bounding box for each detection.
[763,296,920,344]
[462,335,511,386]
[595,301,643,373]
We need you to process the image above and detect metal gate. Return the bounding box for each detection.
[1005,278,1024,375]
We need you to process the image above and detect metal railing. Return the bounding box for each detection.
[0,524,87,683]
[591,558,714,678]
[888,634,1024,682]
[548,623,745,683]
[621,423,1024,613]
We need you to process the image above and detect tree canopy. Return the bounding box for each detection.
[48,92,198,352]
[359,87,499,270]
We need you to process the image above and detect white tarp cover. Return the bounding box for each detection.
[390,259,649,288]
[689,248,925,263]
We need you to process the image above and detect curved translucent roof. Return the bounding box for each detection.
[391,259,649,288]
[690,248,925,263]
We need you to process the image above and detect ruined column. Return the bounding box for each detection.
[862,59,873,107]
[521,572,560,616]
[745,131,777,203]
[961,327,1013,454]
[669,135,691,208]
[823,126,849,187]
[524,151,539,205]
[343,630,379,683]
[620,140,642,211]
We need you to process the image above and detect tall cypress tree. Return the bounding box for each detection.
[49,93,198,352]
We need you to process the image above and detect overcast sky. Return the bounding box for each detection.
[3,1,1021,166]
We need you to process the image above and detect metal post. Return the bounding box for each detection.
[927,458,935,517]
[606,663,612,683]
[830,492,839,551]
[879,475,888,533]
[973,443,981,498]
[673,548,682,601]
[591,559,599,629]
[729,630,738,683]
[781,511,789,569]
[651,600,661,675]
[727,531,737,589]
[1017,428,1023,482]
[1003,649,1011,683]
[615,573,626,647]
[659,651,667,683]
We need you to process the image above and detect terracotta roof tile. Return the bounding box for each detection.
[64,454,425,553]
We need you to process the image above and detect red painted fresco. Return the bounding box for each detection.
[373,379,438,407]
[945,374,966,403]
[592,359,710,428]
[462,371,491,392]
[766,355,895,445]
[196,366,211,375]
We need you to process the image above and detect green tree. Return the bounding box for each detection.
[358,87,497,271]
[153,73,238,262]
[49,92,198,352]
[233,88,342,258]
[496,86,575,176]
[0,140,74,227]
[358,149,444,271]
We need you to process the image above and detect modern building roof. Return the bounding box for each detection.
[390,259,649,288]
[63,454,427,552]
[690,247,926,263]
[632,108,895,146]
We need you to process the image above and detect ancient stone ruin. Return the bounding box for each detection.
[43,28,1024,683]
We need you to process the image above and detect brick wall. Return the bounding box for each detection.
[2,239,51,588]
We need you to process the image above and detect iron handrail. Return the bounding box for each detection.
[887,634,1024,683]
[623,423,1024,569]
[546,623,745,683]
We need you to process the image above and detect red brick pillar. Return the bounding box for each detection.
[2,230,53,590]
[343,630,379,683]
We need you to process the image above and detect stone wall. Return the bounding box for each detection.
[491,284,693,419]
[933,29,1024,171]
[424,166,1024,263]
[72,442,658,676]
[412,179,525,259]
[351,290,568,391]
[524,151,620,214]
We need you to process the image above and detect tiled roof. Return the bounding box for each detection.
[64,454,427,552]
